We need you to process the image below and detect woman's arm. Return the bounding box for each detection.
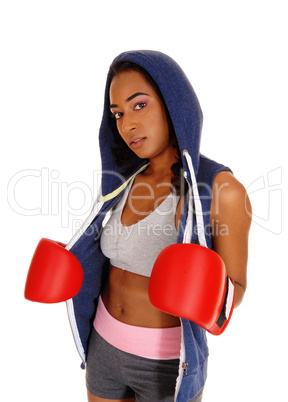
[210,171,252,308]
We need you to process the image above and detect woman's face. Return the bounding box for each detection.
[109,70,173,160]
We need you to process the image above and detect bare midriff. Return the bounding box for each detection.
[101,264,181,328]
[101,172,184,329]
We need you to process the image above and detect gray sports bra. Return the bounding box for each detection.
[100,179,180,277]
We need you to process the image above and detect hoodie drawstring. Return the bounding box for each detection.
[183,150,208,248]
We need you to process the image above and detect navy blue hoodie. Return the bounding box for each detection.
[66,50,231,401]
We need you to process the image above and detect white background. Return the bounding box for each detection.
[1,1,287,401]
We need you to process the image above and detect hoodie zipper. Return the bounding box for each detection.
[175,149,208,400]
[65,199,104,367]
[174,320,187,401]
[65,199,104,251]
[66,298,86,367]
[174,153,194,400]
[65,164,150,367]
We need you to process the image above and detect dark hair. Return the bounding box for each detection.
[109,61,186,195]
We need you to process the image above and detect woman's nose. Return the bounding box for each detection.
[121,114,136,135]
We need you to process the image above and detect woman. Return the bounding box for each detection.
[65,50,251,401]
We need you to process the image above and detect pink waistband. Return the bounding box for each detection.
[93,296,181,360]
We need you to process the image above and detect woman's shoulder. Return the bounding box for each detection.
[213,170,247,203]
[211,170,252,225]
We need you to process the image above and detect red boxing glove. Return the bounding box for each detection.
[149,244,235,335]
[24,238,83,303]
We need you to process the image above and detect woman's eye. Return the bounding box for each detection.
[113,112,123,120]
[134,102,146,110]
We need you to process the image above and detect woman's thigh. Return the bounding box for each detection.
[87,390,135,402]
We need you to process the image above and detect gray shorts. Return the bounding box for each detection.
[86,328,203,401]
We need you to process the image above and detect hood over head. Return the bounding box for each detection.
[99,50,203,196]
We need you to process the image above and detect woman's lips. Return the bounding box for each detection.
[130,137,146,149]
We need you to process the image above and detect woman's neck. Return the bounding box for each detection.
[143,146,178,181]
